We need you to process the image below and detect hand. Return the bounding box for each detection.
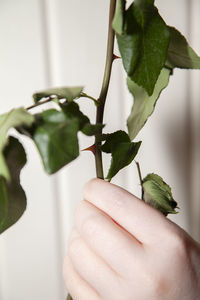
[63,178,200,300]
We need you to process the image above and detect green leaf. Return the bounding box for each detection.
[60,102,90,129]
[0,137,27,234]
[106,142,141,180]
[0,108,34,180]
[112,0,126,35]
[127,68,171,140]
[142,173,178,216]
[101,131,141,180]
[81,123,104,136]
[60,101,103,136]
[134,0,154,7]
[18,101,103,174]
[33,86,83,103]
[101,130,130,153]
[116,1,170,95]
[167,27,200,69]
[0,153,9,183]
[21,109,80,174]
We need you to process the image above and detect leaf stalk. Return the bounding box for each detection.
[26,93,98,111]
[80,92,99,105]
[26,97,53,110]
[135,161,144,200]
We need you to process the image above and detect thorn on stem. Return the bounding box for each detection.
[81,144,96,155]
[113,54,121,61]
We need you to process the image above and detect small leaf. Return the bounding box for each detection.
[60,101,90,129]
[0,137,27,234]
[101,131,141,180]
[142,173,178,216]
[127,68,171,140]
[167,27,200,69]
[81,123,104,136]
[0,108,34,180]
[60,101,103,136]
[112,0,126,35]
[134,0,154,7]
[33,86,83,103]
[101,130,130,153]
[106,142,141,180]
[116,1,170,95]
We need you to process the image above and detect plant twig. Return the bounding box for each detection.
[26,97,53,110]
[135,161,144,200]
[80,92,99,105]
[95,0,116,179]
[26,92,98,111]
[66,2,116,299]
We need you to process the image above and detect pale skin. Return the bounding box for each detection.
[63,178,200,300]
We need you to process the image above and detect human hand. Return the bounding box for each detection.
[63,179,200,300]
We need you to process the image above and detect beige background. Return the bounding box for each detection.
[0,0,200,299]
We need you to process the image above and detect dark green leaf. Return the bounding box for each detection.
[60,101,103,136]
[112,0,126,35]
[18,100,102,174]
[142,173,178,216]
[0,108,34,180]
[134,0,154,7]
[101,130,130,153]
[101,131,141,180]
[127,68,171,140]
[116,1,170,95]
[106,141,141,180]
[116,10,141,76]
[22,109,80,174]
[60,102,89,129]
[81,123,104,136]
[167,27,200,69]
[39,109,67,124]
[34,122,79,174]
[33,86,83,103]
[0,137,27,234]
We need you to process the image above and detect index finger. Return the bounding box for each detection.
[83,178,170,245]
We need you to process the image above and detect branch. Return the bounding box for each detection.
[26,92,98,111]
[26,97,53,110]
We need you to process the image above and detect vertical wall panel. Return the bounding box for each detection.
[0,0,63,299]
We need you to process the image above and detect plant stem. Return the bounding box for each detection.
[95,0,116,179]
[26,97,53,110]
[66,3,116,299]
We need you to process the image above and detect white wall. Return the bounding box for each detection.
[0,0,199,299]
